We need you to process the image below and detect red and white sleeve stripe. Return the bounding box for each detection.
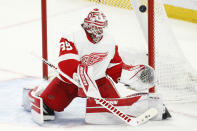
[58,37,80,84]
[106,45,123,83]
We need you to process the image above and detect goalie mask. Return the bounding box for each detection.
[82,8,108,43]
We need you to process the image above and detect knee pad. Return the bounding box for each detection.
[40,77,78,112]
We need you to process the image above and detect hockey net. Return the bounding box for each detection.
[42,0,197,102]
[130,0,197,102]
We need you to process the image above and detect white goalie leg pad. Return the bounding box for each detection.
[85,93,149,125]
[29,87,44,124]
[22,84,47,112]
[22,86,34,112]
[28,86,55,124]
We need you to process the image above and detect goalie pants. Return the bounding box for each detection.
[40,77,120,112]
[40,77,78,112]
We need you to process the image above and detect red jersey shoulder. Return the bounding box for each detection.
[59,37,78,56]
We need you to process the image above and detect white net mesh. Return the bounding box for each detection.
[154,5,197,102]
[130,0,197,102]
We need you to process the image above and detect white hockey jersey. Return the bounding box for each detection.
[57,27,123,84]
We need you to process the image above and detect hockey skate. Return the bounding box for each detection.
[162,106,171,120]
[43,103,55,121]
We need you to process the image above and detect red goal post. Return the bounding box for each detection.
[41,0,48,80]
[148,0,155,93]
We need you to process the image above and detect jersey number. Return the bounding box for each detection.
[60,41,73,51]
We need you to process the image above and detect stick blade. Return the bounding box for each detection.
[129,108,158,126]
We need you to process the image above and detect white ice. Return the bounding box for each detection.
[0,0,197,131]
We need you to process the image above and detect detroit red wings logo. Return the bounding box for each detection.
[81,52,108,66]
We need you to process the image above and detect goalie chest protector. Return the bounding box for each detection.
[71,28,117,80]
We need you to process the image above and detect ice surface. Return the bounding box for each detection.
[0,0,197,130]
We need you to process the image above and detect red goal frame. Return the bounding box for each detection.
[148,0,155,93]
[41,0,48,80]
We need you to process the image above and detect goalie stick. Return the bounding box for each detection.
[31,53,158,126]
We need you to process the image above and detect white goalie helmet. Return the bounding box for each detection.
[82,8,108,43]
